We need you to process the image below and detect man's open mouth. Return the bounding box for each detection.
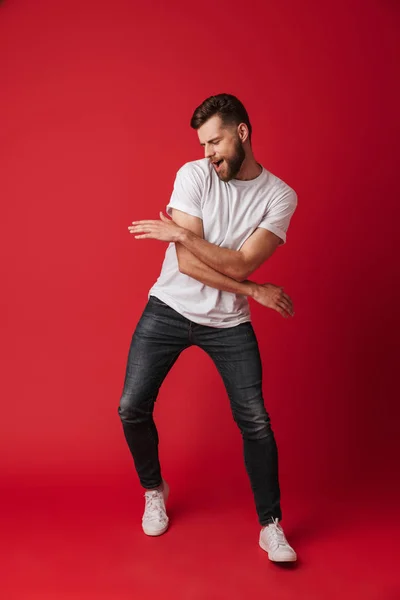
[213,159,224,170]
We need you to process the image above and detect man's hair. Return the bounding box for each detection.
[190,93,252,142]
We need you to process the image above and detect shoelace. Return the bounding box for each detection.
[144,491,167,522]
[265,518,288,550]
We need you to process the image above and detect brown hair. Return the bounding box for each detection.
[190,94,252,142]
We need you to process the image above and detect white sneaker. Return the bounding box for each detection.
[259,518,297,562]
[142,481,170,536]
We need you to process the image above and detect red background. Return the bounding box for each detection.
[1,0,399,598]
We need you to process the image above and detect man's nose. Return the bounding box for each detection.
[204,144,215,160]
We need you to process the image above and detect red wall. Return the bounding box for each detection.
[1,0,398,505]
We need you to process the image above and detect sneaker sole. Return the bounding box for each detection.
[142,522,169,536]
[259,539,297,562]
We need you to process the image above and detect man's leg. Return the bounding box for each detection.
[118,296,191,489]
[195,321,282,526]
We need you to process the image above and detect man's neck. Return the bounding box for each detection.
[234,156,262,181]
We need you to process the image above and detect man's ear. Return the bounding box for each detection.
[238,123,249,143]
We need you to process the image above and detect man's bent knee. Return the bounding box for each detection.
[235,409,273,441]
[118,393,153,425]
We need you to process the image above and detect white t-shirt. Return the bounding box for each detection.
[148,158,297,328]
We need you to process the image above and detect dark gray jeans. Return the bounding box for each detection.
[118,295,282,526]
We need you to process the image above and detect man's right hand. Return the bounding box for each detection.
[251,283,295,318]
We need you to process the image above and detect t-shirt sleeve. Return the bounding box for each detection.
[166,164,203,219]
[257,186,298,245]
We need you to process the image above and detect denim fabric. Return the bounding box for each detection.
[118,295,282,525]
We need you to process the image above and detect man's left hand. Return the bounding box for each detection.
[128,212,184,242]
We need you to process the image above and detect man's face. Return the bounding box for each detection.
[198,115,245,182]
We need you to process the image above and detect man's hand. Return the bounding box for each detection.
[252,283,295,318]
[128,212,184,243]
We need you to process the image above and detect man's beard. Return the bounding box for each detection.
[218,137,245,182]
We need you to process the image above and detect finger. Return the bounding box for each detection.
[284,302,295,317]
[129,226,153,233]
[131,220,157,224]
[281,296,294,314]
[275,292,291,309]
[279,304,293,318]
[278,298,294,316]
[277,305,290,318]
[134,234,152,239]
[131,220,158,225]
[275,305,288,318]
[282,292,293,305]
[275,297,292,314]
[279,292,293,310]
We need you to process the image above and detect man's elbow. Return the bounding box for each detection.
[178,261,190,275]
[176,251,192,275]
[236,272,252,283]
[228,264,253,282]
[225,253,256,282]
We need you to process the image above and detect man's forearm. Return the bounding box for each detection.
[177,229,246,281]
[176,243,257,297]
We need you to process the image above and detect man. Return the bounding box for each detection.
[119,94,298,562]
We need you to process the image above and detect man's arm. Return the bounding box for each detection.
[171,209,294,318]
[130,210,282,282]
[173,186,297,282]
[177,224,281,282]
[171,209,257,296]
